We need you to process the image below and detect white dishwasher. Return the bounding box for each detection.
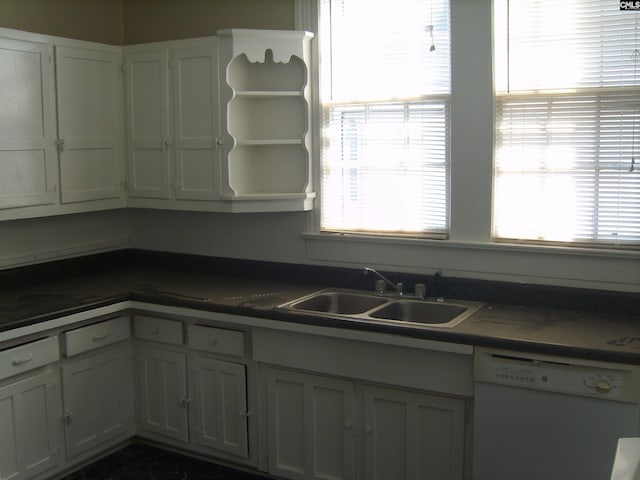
[472,347,640,480]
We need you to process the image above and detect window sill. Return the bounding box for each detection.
[302,232,640,293]
[303,231,638,258]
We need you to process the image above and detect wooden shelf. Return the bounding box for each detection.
[219,29,314,207]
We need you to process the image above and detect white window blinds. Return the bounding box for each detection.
[493,0,640,247]
[319,0,451,236]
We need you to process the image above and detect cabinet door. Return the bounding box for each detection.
[266,368,356,480]
[363,385,465,480]
[0,38,58,210]
[189,355,248,458]
[124,50,172,200]
[0,368,63,480]
[62,344,133,458]
[172,45,221,201]
[136,345,188,443]
[55,45,123,204]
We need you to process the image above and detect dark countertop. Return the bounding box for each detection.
[1,250,638,364]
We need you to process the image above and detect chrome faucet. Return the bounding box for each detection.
[363,267,403,295]
[363,267,426,299]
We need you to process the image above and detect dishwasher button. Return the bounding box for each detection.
[595,380,612,394]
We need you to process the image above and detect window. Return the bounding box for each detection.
[319,0,451,237]
[493,0,640,247]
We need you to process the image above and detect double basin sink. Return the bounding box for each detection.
[280,289,484,328]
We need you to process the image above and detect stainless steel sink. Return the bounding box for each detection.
[280,289,483,328]
[288,291,388,315]
[368,300,467,325]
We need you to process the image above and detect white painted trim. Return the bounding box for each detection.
[129,301,473,355]
[0,301,131,343]
[293,0,314,31]
[1,300,473,355]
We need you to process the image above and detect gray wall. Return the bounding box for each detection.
[0,0,123,44]
[0,0,294,44]
[122,0,295,44]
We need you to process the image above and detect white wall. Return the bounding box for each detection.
[127,209,309,264]
[123,208,639,293]
[0,210,129,269]
[0,204,637,292]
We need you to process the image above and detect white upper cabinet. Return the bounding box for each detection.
[172,45,221,201]
[124,50,172,199]
[55,46,124,204]
[219,29,315,212]
[0,27,315,220]
[0,37,58,211]
[0,28,125,221]
[125,29,315,213]
[124,40,222,207]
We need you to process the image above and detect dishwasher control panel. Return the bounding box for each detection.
[490,358,623,399]
[475,347,640,402]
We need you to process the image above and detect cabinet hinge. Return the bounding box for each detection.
[55,139,65,153]
[122,63,126,73]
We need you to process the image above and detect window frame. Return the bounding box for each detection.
[316,0,453,237]
[294,0,639,294]
[492,0,640,248]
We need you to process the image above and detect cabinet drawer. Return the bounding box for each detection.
[64,316,130,357]
[0,336,60,381]
[133,316,183,345]
[188,325,245,357]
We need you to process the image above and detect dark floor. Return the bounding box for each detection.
[61,443,269,480]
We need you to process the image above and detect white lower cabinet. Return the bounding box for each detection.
[136,345,189,442]
[189,355,248,458]
[266,368,356,480]
[61,316,134,460]
[0,309,472,480]
[265,367,466,480]
[362,385,465,480]
[133,316,251,461]
[61,343,134,458]
[0,367,64,480]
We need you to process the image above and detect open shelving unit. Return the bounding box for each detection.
[218,29,315,211]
